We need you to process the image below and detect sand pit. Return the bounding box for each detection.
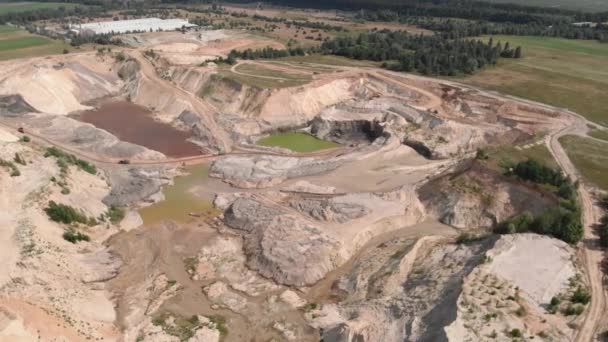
[488,234,576,307]
[0,126,17,142]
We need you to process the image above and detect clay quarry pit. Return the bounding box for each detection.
[0,28,601,342]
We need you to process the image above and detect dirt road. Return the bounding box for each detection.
[546,114,606,342]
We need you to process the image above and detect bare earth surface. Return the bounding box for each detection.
[0,27,605,342]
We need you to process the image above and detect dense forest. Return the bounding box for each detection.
[320,30,521,75]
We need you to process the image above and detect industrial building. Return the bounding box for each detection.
[71,18,197,35]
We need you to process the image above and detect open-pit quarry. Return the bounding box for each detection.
[0,29,604,342]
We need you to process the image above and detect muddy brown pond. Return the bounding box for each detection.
[79,101,202,158]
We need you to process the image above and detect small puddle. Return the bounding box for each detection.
[139,165,219,225]
[78,101,203,158]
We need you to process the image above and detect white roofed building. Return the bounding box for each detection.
[71,18,197,35]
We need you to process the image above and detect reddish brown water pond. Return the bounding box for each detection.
[79,101,202,158]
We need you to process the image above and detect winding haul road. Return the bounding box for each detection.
[546,113,606,342]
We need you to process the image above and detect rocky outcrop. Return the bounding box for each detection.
[117,59,140,81]
[224,197,348,286]
[201,74,271,116]
[0,95,37,117]
[210,155,344,189]
[104,167,173,207]
[174,110,224,153]
[310,117,385,145]
[309,237,493,342]
[289,198,370,223]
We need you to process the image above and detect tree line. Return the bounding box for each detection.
[409,17,608,43]
[319,30,522,75]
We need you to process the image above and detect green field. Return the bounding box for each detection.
[464,36,608,126]
[559,135,608,191]
[0,2,79,14]
[0,25,70,60]
[256,132,340,152]
[483,0,608,12]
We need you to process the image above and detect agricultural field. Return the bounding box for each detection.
[483,0,608,12]
[0,1,79,14]
[256,132,340,152]
[559,135,608,191]
[0,25,70,60]
[464,36,608,126]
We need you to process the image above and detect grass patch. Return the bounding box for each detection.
[105,206,125,224]
[478,140,558,174]
[220,63,312,89]
[45,147,96,175]
[559,135,608,191]
[276,54,380,67]
[45,201,96,226]
[0,25,19,33]
[62,228,90,243]
[152,312,227,341]
[257,132,340,152]
[0,2,79,15]
[0,36,49,51]
[0,159,20,177]
[0,25,71,60]
[589,129,608,142]
[463,36,608,126]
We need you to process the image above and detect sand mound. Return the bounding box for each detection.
[0,55,120,115]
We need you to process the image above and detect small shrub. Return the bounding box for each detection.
[0,159,20,177]
[303,303,318,311]
[509,328,522,338]
[20,135,30,142]
[563,304,584,316]
[571,287,591,305]
[63,229,90,243]
[456,233,484,244]
[107,206,125,224]
[476,148,489,160]
[115,51,126,61]
[45,201,89,225]
[45,147,96,175]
